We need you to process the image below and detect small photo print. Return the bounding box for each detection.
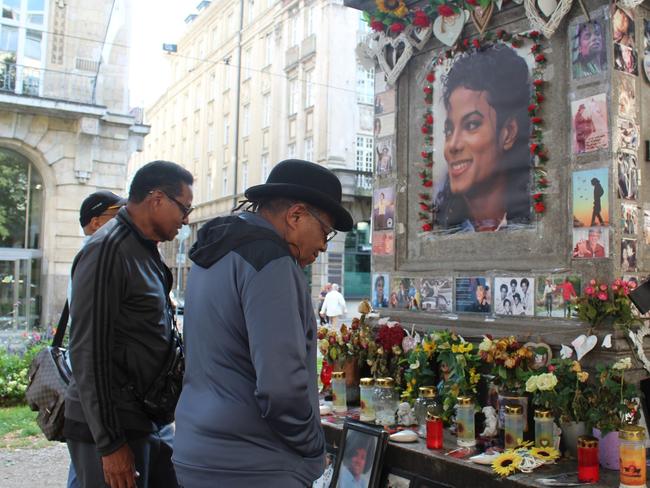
[614,43,639,75]
[612,5,638,75]
[618,76,636,118]
[374,114,395,139]
[375,89,396,115]
[572,167,609,227]
[455,277,491,314]
[644,209,650,245]
[644,19,650,82]
[621,238,638,273]
[372,231,394,256]
[615,118,640,152]
[536,276,581,318]
[375,137,394,176]
[572,19,607,79]
[494,277,535,316]
[372,273,390,309]
[389,278,419,310]
[616,151,639,201]
[571,94,609,154]
[622,203,638,235]
[572,227,609,258]
[373,187,396,231]
[418,278,452,313]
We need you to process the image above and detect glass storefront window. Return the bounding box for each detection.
[344,223,371,298]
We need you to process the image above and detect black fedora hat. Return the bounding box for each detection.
[245,159,353,232]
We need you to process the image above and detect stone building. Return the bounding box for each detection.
[0,0,147,330]
[129,0,374,300]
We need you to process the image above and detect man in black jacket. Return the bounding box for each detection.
[64,161,193,488]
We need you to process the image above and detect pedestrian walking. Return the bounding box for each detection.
[320,283,347,328]
[173,159,353,487]
[65,161,193,488]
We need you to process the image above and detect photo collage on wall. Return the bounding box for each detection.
[372,73,396,259]
[572,167,609,258]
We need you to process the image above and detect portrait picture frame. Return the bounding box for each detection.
[333,420,389,488]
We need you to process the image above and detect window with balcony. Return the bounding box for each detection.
[304,69,314,108]
[288,78,298,115]
[262,94,271,128]
[264,32,273,67]
[356,65,374,105]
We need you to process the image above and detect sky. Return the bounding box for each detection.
[129,0,197,109]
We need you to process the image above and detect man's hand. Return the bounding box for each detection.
[102,444,138,488]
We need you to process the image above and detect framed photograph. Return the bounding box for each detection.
[493,277,535,316]
[372,273,390,309]
[616,151,639,201]
[333,420,388,488]
[455,277,491,313]
[644,19,650,82]
[621,238,638,273]
[571,94,609,154]
[372,231,395,256]
[622,203,638,235]
[373,187,396,231]
[375,89,396,115]
[612,5,638,76]
[572,167,609,228]
[381,467,415,488]
[617,76,636,118]
[572,227,609,259]
[571,18,607,80]
[375,137,394,176]
[536,275,581,319]
[389,278,419,311]
[418,278,452,313]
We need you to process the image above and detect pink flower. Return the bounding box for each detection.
[590,279,596,286]
[614,279,622,286]
[599,284,607,291]
[612,285,619,291]
[547,365,556,372]
[597,292,608,301]
[585,286,594,295]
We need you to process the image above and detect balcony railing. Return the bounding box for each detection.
[0,62,97,104]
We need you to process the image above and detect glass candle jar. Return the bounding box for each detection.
[619,425,646,488]
[331,371,347,413]
[504,404,523,449]
[455,396,476,447]
[534,409,553,448]
[359,378,375,422]
[414,386,441,437]
[577,435,599,483]
[426,413,443,449]
[374,377,397,426]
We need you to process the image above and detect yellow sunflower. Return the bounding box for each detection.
[375,0,408,18]
[492,452,522,477]
[530,447,560,462]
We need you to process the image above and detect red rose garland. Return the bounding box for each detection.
[418,31,550,232]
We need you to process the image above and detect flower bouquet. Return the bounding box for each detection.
[479,335,533,394]
[573,278,639,331]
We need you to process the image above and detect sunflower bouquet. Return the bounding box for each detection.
[479,335,533,394]
[492,442,560,478]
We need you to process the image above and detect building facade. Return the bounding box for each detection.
[130,0,374,300]
[0,0,147,330]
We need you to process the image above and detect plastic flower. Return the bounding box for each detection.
[376,0,408,17]
[409,359,420,370]
[577,371,589,383]
[613,357,632,370]
[492,452,522,477]
[536,373,558,391]
[525,375,538,393]
[530,447,560,462]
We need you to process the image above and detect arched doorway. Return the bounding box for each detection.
[0,147,43,330]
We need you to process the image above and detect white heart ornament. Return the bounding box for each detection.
[390,430,418,442]
[524,0,573,38]
[602,333,612,349]
[405,24,432,51]
[560,344,574,359]
[571,334,597,361]
[537,0,557,18]
[433,11,466,47]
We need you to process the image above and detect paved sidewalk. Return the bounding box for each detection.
[1,443,68,487]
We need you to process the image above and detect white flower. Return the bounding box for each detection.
[409,360,420,370]
[479,336,493,352]
[613,357,632,370]
[525,375,538,393]
[536,373,558,391]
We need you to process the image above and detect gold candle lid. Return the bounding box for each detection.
[505,405,523,415]
[578,435,598,448]
[331,371,345,379]
[534,409,552,419]
[456,396,473,406]
[620,425,646,441]
[376,377,395,387]
[426,412,442,421]
[360,377,374,386]
[419,386,438,398]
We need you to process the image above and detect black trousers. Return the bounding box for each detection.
[67,424,178,488]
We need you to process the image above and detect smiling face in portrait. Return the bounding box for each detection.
[443,88,517,195]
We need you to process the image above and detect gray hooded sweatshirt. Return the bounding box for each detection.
[172,212,325,487]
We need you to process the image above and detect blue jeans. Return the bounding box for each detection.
[67,461,80,488]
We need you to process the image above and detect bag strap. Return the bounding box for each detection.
[52,250,83,348]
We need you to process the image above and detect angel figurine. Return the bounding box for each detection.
[480,406,498,437]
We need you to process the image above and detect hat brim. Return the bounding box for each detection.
[245,183,353,232]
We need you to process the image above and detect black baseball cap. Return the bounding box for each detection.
[79,191,126,227]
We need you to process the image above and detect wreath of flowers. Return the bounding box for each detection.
[363,0,500,36]
[418,30,550,232]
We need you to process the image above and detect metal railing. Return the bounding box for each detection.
[0,62,97,104]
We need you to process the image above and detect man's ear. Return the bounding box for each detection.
[500,117,519,151]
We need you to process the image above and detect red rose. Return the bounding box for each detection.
[530,30,540,38]
[535,54,546,62]
[536,93,545,103]
[528,103,537,113]
[463,39,470,48]
[426,72,435,83]
[472,39,480,48]
[421,151,429,158]
[530,43,540,53]
[413,10,431,28]
[533,193,542,200]
[531,116,542,124]
[390,22,405,34]
[437,4,455,17]
[420,203,429,211]
[422,223,433,232]
[425,114,433,125]
[534,202,545,213]
[423,86,433,94]
[370,20,385,32]
[421,125,429,134]
[533,79,543,86]
[539,177,549,186]
[423,180,433,187]
[530,143,538,154]
[497,30,505,39]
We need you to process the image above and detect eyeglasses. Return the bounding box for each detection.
[306,207,337,242]
[151,190,194,218]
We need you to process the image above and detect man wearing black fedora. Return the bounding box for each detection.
[173,159,353,487]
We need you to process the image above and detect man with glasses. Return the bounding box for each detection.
[173,159,353,487]
[65,161,193,488]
